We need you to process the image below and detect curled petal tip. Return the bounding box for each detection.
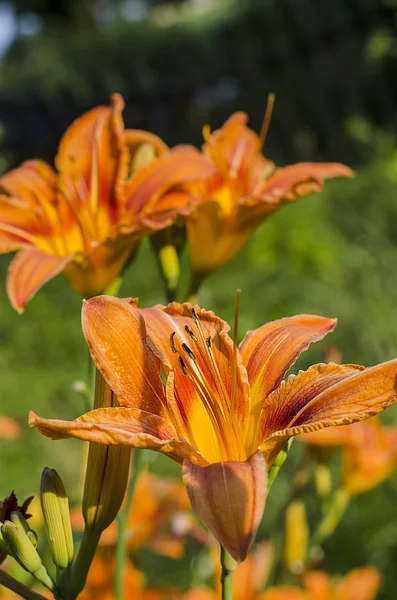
[183,452,267,562]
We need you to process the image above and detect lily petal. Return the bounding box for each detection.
[182,451,267,562]
[124,147,214,215]
[240,315,337,448]
[56,94,125,212]
[257,162,354,202]
[0,160,57,204]
[334,567,381,600]
[6,248,73,313]
[29,408,206,467]
[261,360,397,466]
[82,295,167,417]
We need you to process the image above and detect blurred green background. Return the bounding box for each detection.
[2,0,397,598]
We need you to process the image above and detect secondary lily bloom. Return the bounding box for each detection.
[300,417,397,495]
[260,568,381,600]
[0,94,214,312]
[186,112,353,287]
[30,298,397,561]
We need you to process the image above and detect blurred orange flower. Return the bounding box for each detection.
[300,417,397,495]
[0,418,20,440]
[0,94,213,312]
[77,549,180,600]
[186,112,352,289]
[70,471,200,559]
[260,568,381,600]
[31,298,397,561]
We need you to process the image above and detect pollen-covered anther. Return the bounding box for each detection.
[184,325,198,342]
[182,343,197,361]
[170,331,178,353]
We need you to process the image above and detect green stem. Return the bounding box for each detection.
[67,529,101,600]
[220,546,236,600]
[0,570,47,600]
[308,488,351,561]
[114,451,144,600]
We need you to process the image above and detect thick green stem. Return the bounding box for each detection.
[67,529,101,600]
[0,570,47,600]
[114,451,144,600]
[220,546,236,600]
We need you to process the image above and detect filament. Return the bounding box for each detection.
[259,93,275,148]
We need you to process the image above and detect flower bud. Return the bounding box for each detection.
[40,467,74,570]
[1,521,54,590]
[82,370,130,535]
[151,228,180,298]
[11,511,31,534]
[284,500,308,575]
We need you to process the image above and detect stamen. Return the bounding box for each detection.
[182,343,197,361]
[170,332,178,353]
[178,356,187,375]
[230,288,241,427]
[259,93,275,148]
[185,325,198,343]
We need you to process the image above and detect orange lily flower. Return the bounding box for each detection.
[30,297,397,561]
[300,417,397,495]
[0,95,214,312]
[260,568,381,600]
[186,112,353,290]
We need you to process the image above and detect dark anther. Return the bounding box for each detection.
[185,325,198,342]
[170,332,178,353]
[178,356,188,375]
[182,343,197,361]
[206,336,212,348]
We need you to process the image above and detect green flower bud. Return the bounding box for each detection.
[1,521,54,590]
[83,371,130,535]
[40,467,74,570]
[11,511,31,534]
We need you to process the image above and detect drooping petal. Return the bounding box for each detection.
[256,162,354,202]
[6,248,74,313]
[82,295,167,417]
[182,451,267,562]
[138,302,250,463]
[260,360,397,467]
[29,408,206,467]
[240,315,337,449]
